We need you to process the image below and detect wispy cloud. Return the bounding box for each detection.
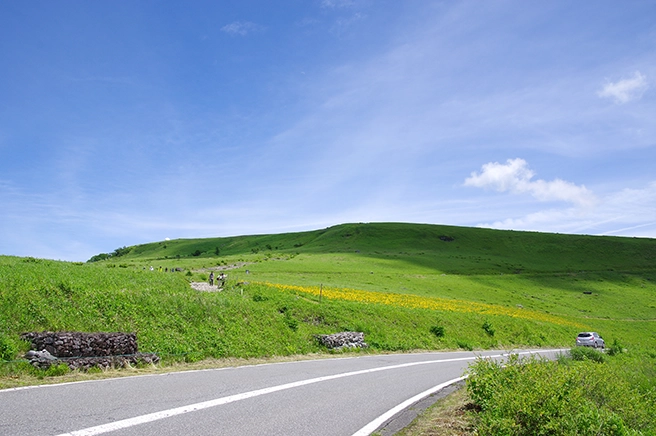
[598,71,648,104]
[220,21,264,36]
[321,0,358,9]
[474,181,656,238]
[331,12,365,34]
[464,158,596,208]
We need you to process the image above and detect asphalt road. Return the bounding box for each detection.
[1,349,565,436]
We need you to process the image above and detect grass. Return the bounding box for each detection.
[398,349,656,436]
[466,350,656,435]
[1,222,655,432]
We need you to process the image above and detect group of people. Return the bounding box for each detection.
[208,271,227,287]
[148,266,181,272]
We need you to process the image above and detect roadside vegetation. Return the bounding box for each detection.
[397,348,656,436]
[1,222,655,433]
[466,350,656,435]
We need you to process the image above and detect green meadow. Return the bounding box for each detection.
[2,223,655,363]
[1,222,655,432]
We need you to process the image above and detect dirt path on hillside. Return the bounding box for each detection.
[190,282,224,292]
[191,262,253,292]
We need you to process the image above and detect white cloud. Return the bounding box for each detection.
[464,158,596,208]
[474,181,656,238]
[220,21,263,36]
[321,0,357,9]
[597,71,648,104]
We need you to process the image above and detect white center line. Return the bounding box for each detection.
[57,349,564,436]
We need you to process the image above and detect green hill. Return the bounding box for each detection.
[2,222,655,378]
[94,222,656,273]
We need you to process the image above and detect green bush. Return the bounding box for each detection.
[467,354,655,435]
[606,339,624,356]
[284,315,299,331]
[482,320,495,337]
[457,340,473,351]
[0,335,17,361]
[44,363,70,377]
[430,325,445,338]
[569,346,606,363]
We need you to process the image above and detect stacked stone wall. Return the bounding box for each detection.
[21,331,159,370]
[316,331,367,350]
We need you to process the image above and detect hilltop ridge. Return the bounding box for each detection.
[90,222,656,275]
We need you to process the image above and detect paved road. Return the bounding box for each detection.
[1,349,565,436]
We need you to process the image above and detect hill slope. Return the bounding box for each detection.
[2,222,654,372]
[95,222,656,274]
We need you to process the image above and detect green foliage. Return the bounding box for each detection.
[112,246,132,258]
[284,314,299,332]
[606,338,624,356]
[430,325,445,338]
[87,246,132,263]
[2,221,655,409]
[45,363,70,377]
[457,340,473,351]
[482,320,495,337]
[0,335,17,361]
[87,253,111,262]
[569,346,606,363]
[467,354,656,435]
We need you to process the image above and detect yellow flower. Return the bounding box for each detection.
[258,282,583,328]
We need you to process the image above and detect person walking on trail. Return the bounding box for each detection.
[209,272,214,286]
[218,272,226,287]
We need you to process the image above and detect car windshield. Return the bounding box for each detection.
[578,333,592,337]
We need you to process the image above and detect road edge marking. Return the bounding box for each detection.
[350,348,568,436]
[55,356,479,436]
[350,375,468,436]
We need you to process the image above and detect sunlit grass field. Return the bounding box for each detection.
[1,223,655,383]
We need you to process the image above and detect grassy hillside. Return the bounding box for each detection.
[101,223,656,274]
[2,223,655,372]
[3,223,654,432]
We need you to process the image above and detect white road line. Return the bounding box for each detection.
[350,348,567,436]
[56,349,566,436]
[56,356,477,436]
[350,375,468,436]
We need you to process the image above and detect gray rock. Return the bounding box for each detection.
[316,332,368,350]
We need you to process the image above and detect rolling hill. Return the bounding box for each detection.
[2,222,655,371]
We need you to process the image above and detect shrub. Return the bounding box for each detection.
[0,336,17,361]
[606,338,624,356]
[570,346,605,363]
[457,340,473,351]
[482,320,495,337]
[285,316,299,332]
[430,325,445,338]
[44,363,70,377]
[467,354,656,435]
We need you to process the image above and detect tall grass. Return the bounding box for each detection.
[467,351,656,435]
[0,256,578,364]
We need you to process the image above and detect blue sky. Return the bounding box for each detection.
[1,1,655,262]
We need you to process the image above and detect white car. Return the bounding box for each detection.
[576,332,605,348]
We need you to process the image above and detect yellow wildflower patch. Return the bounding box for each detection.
[259,282,583,328]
